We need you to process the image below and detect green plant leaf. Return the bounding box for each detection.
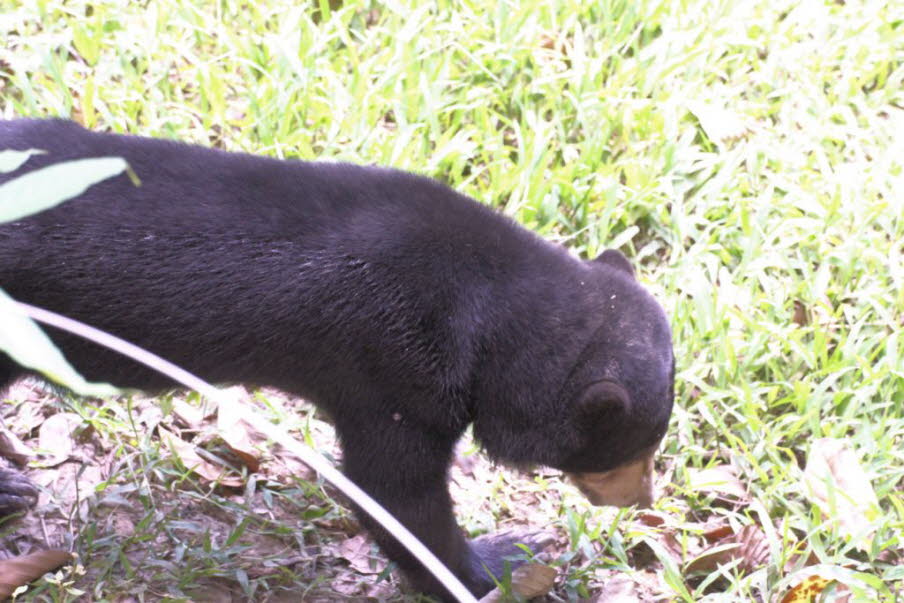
[0,157,130,223]
[0,149,45,173]
[0,289,118,398]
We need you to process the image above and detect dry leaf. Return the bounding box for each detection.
[0,424,33,464]
[792,300,810,327]
[592,574,641,602]
[452,440,479,478]
[265,452,316,483]
[477,563,557,602]
[635,511,667,527]
[686,525,769,575]
[217,396,262,472]
[37,412,83,465]
[802,438,880,550]
[701,520,735,543]
[0,550,71,597]
[172,399,209,429]
[687,465,748,501]
[112,514,136,538]
[329,570,396,599]
[779,575,833,603]
[876,547,902,564]
[659,530,686,565]
[338,534,386,575]
[158,427,243,488]
[687,102,750,147]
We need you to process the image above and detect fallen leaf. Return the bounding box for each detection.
[0,550,71,597]
[686,525,769,575]
[330,569,397,599]
[635,511,667,528]
[184,580,241,602]
[452,440,479,478]
[687,102,750,148]
[876,547,902,564]
[802,438,880,550]
[37,412,83,466]
[158,427,243,488]
[701,520,734,543]
[217,395,262,472]
[659,530,685,565]
[779,575,833,603]
[0,424,33,464]
[171,399,204,428]
[538,33,556,50]
[265,452,316,483]
[478,563,557,602]
[592,573,641,602]
[687,465,748,501]
[134,401,164,430]
[792,300,810,327]
[338,534,386,575]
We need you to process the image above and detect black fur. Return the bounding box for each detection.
[0,119,674,598]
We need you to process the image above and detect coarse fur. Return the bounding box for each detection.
[0,119,674,598]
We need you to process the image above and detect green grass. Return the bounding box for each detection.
[1,0,902,600]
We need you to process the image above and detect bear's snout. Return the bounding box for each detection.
[566,448,656,508]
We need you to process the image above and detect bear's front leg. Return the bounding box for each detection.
[337,415,490,598]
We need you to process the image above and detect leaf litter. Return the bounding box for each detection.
[0,382,899,600]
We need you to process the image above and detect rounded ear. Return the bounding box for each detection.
[594,249,635,277]
[576,380,631,422]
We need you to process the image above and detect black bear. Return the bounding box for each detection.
[0,119,674,598]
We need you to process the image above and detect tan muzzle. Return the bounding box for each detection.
[566,447,656,508]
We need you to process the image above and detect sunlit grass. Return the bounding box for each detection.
[1,0,902,600]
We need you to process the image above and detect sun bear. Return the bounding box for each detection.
[0,119,674,598]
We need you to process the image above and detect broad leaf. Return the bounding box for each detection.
[0,149,45,173]
[0,156,129,223]
[803,438,881,550]
[0,290,118,398]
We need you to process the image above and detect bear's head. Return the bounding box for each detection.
[556,249,675,508]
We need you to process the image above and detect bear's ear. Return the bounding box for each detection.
[593,249,635,277]
[576,380,632,422]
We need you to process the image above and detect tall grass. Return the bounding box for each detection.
[1,0,901,600]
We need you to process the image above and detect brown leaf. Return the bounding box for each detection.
[877,547,902,564]
[687,102,750,147]
[802,438,880,550]
[0,550,71,597]
[158,427,243,488]
[265,452,316,484]
[172,398,215,429]
[538,34,556,50]
[686,525,769,575]
[478,563,557,602]
[0,424,33,465]
[217,395,262,472]
[792,300,810,327]
[452,440,479,478]
[687,465,748,501]
[701,521,734,543]
[779,575,833,603]
[111,513,136,538]
[337,534,386,575]
[659,530,685,565]
[37,412,83,466]
[635,511,667,527]
[592,574,641,602]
